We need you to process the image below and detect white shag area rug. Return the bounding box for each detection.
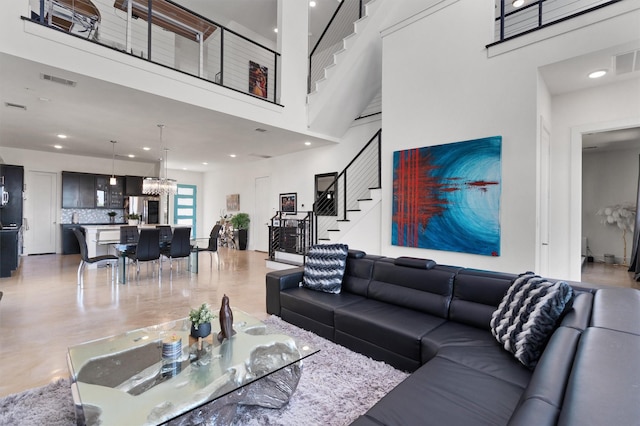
[0,316,408,425]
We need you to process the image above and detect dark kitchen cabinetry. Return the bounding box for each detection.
[62,172,95,208]
[63,172,126,209]
[125,175,144,196]
[61,224,83,255]
[95,176,124,209]
[0,228,20,277]
[0,164,24,226]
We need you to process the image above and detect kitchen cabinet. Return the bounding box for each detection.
[62,172,95,208]
[0,228,21,277]
[61,224,83,254]
[95,176,124,209]
[125,175,144,196]
[0,164,24,227]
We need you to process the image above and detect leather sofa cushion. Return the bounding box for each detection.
[558,327,640,426]
[557,291,592,331]
[335,299,446,361]
[341,255,382,296]
[449,268,517,329]
[590,288,640,335]
[508,326,582,425]
[368,259,458,317]
[360,355,526,426]
[421,321,505,363]
[436,345,532,389]
[280,287,364,326]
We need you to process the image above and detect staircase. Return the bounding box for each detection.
[314,129,382,244]
[307,0,388,139]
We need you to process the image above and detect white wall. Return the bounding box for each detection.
[201,117,382,251]
[379,0,640,278]
[583,146,639,263]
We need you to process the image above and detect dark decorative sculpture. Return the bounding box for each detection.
[218,294,236,342]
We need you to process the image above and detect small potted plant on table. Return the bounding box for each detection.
[189,303,214,338]
[107,211,117,224]
[127,213,140,226]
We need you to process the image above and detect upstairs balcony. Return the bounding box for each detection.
[27,0,281,104]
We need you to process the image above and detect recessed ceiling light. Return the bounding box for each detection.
[512,0,525,7]
[182,167,187,170]
[143,147,151,151]
[128,154,135,158]
[305,142,312,146]
[54,145,62,149]
[309,1,316,7]
[57,134,67,139]
[273,28,278,33]
[588,69,607,79]
[230,154,237,158]
[202,162,208,165]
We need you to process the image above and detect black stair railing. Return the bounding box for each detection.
[269,211,314,264]
[313,129,381,243]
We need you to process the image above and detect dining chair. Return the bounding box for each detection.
[119,226,139,244]
[156,225,173,244]
[73,228,118,288]
[162,227,192,271]
[197,224,222,270]
[126,228,161,280]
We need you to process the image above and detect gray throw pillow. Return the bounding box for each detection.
[301,244,349,294]
[490,272,573,369]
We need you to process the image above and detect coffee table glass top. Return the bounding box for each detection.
[67,310,317,425]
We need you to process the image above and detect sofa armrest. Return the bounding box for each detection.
[266,267,304,316]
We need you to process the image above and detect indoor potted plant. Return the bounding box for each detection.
[230,212,250,250]
[189,303,214,338]
[127,213,140,226]
[107,211,117,224]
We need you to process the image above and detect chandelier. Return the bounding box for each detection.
[142,124,178,195]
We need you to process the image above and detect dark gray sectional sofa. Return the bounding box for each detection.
[265,250,640,425]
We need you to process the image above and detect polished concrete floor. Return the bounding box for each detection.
[0,250,637,398]
[0,248,272,397]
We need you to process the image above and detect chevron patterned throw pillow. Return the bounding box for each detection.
[301,244,349,294]
[490,272,573,369]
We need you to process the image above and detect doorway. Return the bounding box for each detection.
[570,119,640,281]
[26,171,57,254]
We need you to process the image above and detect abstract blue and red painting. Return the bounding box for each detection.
[392,136,501,256]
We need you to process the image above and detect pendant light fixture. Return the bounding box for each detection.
[110,140,117,185]
[142,124,178,195]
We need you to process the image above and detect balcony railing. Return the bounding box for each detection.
[494,0,621,43]
[28,0,281,103]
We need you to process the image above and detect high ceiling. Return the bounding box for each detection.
[0,0,341,172]
[0,2,638,171]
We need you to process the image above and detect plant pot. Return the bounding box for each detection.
[190,322,211,338]
[109,216,116,224]
[128,219,139,226]
[237,229,248,250]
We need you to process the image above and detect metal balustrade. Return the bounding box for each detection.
[27,0,281,104]
[494,0,621,43]
[313,129,381,243]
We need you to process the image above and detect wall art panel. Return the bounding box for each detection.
[392,136,502,256]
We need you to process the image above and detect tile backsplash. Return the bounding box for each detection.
[61,209,126,224]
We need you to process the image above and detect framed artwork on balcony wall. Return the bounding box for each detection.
[249,61,268,98]
[279,193,297,215]
[392,136,502,256]
[226,194,239,211]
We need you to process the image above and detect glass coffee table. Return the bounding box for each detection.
[67,310,317,425]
